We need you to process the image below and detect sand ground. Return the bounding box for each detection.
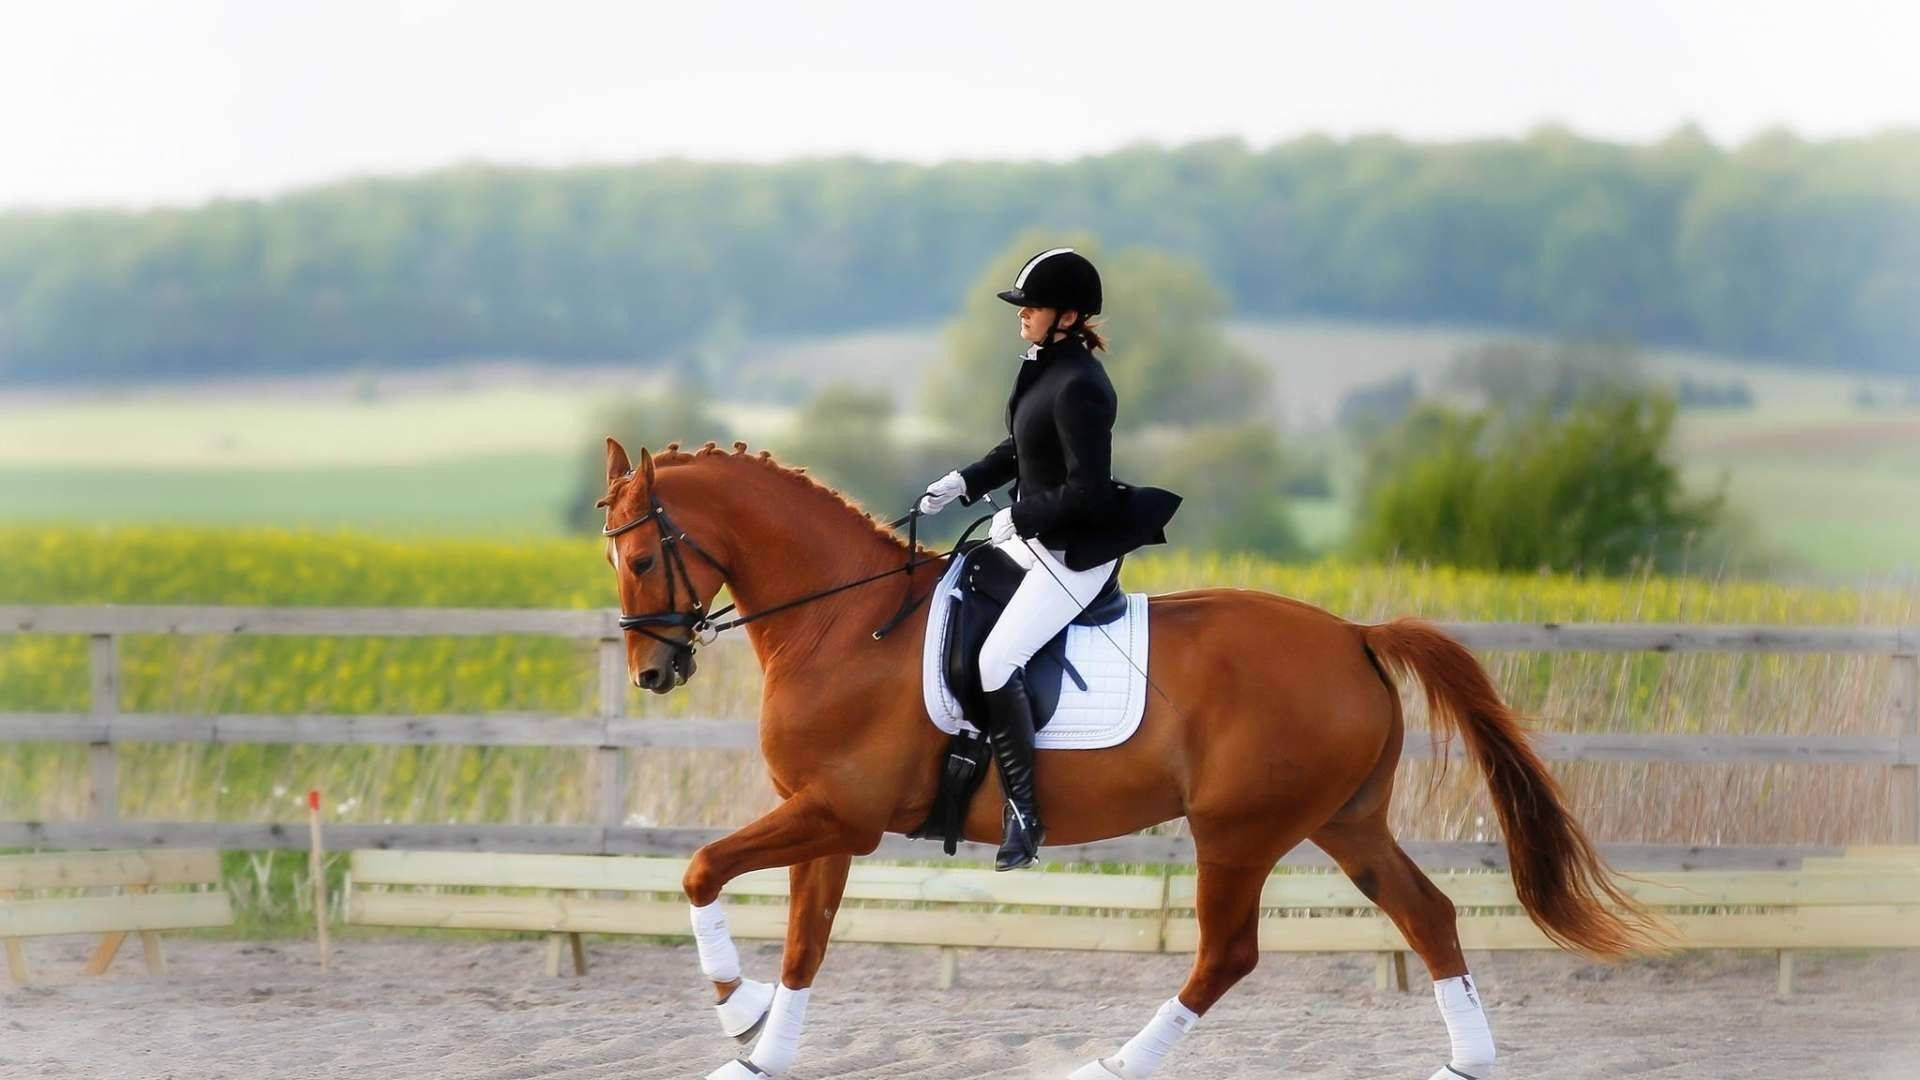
[2,937,1916,1079]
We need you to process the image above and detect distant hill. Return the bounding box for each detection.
[2,129,1916,382]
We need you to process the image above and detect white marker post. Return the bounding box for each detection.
[307,789,330,972]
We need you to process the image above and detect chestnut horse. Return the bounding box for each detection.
[598,438,1654,1079]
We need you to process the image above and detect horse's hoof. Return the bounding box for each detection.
[730,1010,769,1048]
[707,1059,773,1080]
[715,977,774,1043]
[1067,1059,1130,1080]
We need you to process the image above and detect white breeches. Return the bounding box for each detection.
[977,534,1119,693]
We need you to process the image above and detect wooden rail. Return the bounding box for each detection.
[3,605,1917,856]
[343,850,1920,993]
[5,713,1915,764]
[4,606,1915,651]
[0,821,1843,871]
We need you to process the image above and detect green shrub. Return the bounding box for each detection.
[1352,389,1723,574]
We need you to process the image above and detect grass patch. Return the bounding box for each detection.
[0,452,579,535]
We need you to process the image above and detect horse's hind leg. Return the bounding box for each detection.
[1069,856,1274,1080]
[1313,813,1496,1080]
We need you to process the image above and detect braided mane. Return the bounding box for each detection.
[598,440,931,556]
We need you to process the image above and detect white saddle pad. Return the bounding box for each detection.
[921,552,1150,750]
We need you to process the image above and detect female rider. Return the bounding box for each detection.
[917,247,1181,871]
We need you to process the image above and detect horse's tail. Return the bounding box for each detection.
[1362,617,1663,960]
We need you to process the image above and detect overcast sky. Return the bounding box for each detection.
[5,0,1916,210]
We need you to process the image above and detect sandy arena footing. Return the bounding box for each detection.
[2,938,1916,1078]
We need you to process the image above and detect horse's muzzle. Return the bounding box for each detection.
[635,649,698,694]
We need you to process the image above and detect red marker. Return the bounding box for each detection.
[308,790,320,810]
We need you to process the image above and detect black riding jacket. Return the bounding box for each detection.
[958,336,1180,571]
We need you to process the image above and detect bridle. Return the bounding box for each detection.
[602,473,992,667]
[602,486,736,653]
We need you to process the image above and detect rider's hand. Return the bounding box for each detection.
[917,470,968,516]
[988,506,1020,546]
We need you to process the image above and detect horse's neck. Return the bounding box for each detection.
[683,465,925,671]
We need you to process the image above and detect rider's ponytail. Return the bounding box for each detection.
[1076,317,1107,352]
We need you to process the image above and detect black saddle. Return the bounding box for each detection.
[941,540,1126,731]
[912,540,1125,855]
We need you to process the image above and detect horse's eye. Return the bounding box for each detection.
[630,555,656,576]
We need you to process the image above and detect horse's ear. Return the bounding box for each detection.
[638,445,657,486]
[605,438,632,485]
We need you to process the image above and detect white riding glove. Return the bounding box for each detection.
[988,505,1020,546]
[917,470,968,516]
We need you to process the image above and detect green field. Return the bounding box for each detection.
[0,452,578,534]
[1711,461,1920,577]
[3,319,1914,578]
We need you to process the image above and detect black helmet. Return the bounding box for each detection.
[997,248,1102,315]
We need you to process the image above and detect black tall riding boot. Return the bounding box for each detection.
[983,668,1047,871]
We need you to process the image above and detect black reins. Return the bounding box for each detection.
[603,477,989,658]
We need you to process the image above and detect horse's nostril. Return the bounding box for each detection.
[637,668,662,689]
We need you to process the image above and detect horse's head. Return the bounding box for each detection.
[598,437,729,694]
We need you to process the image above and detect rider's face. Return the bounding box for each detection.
[1018,306,1077,344]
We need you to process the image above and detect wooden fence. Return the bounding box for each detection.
[2,605,1916,868]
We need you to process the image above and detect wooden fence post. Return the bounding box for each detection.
[1893,653,1919,844]
[1374,951,1409,992]
[596,638,631,838]
[1,889,27,985]
[134,884,166,974]
[88,634,117,821]
[84,883,161,976]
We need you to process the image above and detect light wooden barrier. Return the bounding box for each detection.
[1166,848,1920,995]
[4,605,1918,867]
[0,849,233,985]
[345,850,1170,981]
[344,848,1920,994]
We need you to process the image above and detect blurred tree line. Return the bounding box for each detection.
[5,127,1917,382]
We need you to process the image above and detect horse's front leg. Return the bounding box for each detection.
[724,853,852,1076]
[683,792,870,1079]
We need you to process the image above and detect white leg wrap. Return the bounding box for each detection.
[690,900,742,984]
[1074,997,1199,1079]
[746,984,810,1075]
[1428,974,1496,1080]
[714,976,774,1040]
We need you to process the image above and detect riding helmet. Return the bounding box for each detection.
[997,248,1102,315]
